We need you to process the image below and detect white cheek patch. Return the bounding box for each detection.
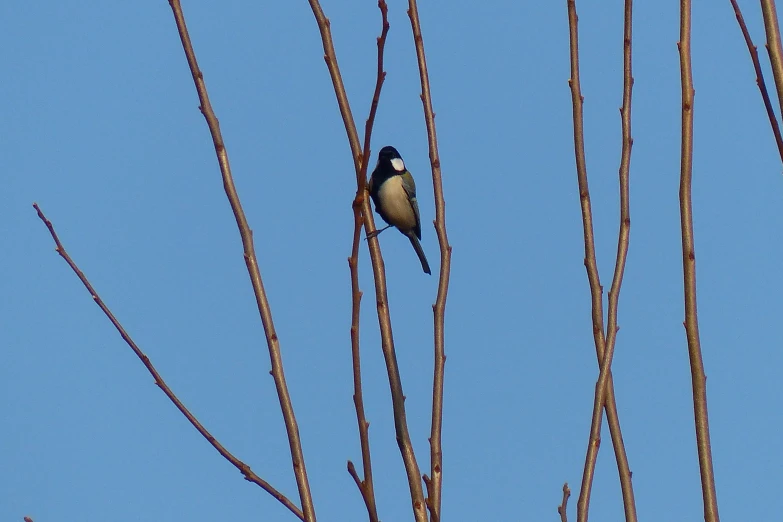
[390,157,405,172]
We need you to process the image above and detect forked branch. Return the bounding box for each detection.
[346,2,390,521]
[306,1,427,520]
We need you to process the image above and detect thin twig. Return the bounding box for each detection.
[359,0,390,187]
[760,0,783,118]
[567,0,606,515]
[347,461,366,497]
[558,483,571,522]
[601,1,638,520]
[566,2,637,521]
[33,203,304,521]
[306,2,427,520]
[729,0,783,162]
[307,0,362,168]
[166,2,315,519]
[678,2,721,522]
[406,2,451,520]
[347,2,390,521]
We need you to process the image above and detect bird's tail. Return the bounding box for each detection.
[407,233,432,275]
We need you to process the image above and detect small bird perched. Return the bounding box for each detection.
[367,145,431,275]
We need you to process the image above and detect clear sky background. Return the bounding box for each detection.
[3,1,782,521]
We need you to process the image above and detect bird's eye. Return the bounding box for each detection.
[390,158,405,172]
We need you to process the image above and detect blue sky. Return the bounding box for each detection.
[3,1,782,521]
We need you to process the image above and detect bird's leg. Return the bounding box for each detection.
[366,224,392,240]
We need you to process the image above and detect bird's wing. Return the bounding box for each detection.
[400,170,417,198]
[401,171,423,239]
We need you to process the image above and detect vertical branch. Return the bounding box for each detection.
[565,2,604,392]
[348,191,379,522]
[346,3,390,521]
[566,0,607,519]
[678,2,721,522]
[566,1,637,521]
[558,483,572,522]
[167,2,316,520]
[306,2,428,520]
[760,0,783,117]
[604,1,638,520]
[729,0,783,162]
[406,2,452,520]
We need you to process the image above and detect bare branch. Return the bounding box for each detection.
[347,460,380,522]
[405,2,452,520]
[566,1,606,516]
[306,1,427,520]
[166,1,315,519]
[33,203,304,521]
[677,1,721,521]
[558,483,571,522]
[359,0,391,184]
[760,0,783,119]
[729,0,783,162]
[347,460,364,492]
[602,1,638,520]
[347,3,390,521]
[306,0,362,167]
[566,1,637,520]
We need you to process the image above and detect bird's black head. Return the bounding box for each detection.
[376,145,406,173]
[378,146,402,161]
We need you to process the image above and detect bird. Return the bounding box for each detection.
[367,145,431,275]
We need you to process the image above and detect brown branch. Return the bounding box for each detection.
[678,2,721,522]
[603,1,638,520]
[306,2,427,520]
[566,1,637,521]
[32,203,304,521]
[359,0,390,186]
[406,3,451,520]
[166,2,315,519]
[567,0,606,515]
[306,0,362,168]
[760,0,783,119]
[558,483,571,522]
[347,3,390,521]
[347,461,367,499]
[729,0,783,162]
[347,460,380,522]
